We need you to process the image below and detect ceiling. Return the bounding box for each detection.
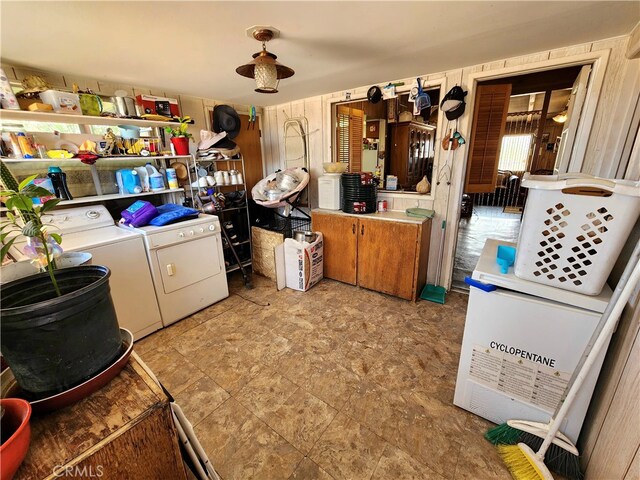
[1,2,638,107]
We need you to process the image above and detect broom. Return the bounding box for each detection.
[494,242,640,480]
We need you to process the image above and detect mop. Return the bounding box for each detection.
[420,130,456,304]
[492,240,640,480]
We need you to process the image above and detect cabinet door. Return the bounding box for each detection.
[357,218,418,300]
[312,212,358,285]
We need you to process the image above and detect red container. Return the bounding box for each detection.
[0,398,32,480]
[171,137,190,155]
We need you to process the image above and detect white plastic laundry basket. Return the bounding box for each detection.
[515,173,640,295]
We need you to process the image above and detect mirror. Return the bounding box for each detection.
[332,87,440,193]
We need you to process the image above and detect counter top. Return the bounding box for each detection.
[312,208,431,225]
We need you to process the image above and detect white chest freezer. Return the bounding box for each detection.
[453,239,613,444]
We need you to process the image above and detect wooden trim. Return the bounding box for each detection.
[442,48,611,289]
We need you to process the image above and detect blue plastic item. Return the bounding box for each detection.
[148,203,200,226]
[496,245,517,274]
[464,276,497,292]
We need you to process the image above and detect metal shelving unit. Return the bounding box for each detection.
[190,154,252,278]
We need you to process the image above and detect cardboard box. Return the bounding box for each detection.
[136,94,180,117]
[283,233,323,292]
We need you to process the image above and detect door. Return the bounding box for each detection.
[312,212,357,285]
[465,84,512,193]
[555,65,592,174]
[156,235,222,294]
[234,114,263,197]
[357,218,418,300]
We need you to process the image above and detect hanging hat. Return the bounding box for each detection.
[367,86,382,104]
[198,130,227,150]
[213,105,241,139]
[440,86,468,121]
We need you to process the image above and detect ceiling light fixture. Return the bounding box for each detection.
[236,26,294,94]
[553,111,568,123]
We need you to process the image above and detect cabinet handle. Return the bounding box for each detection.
[352,223,356,234]
[361,224,364,235]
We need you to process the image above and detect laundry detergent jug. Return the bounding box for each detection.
[116,169,142,194]
[145,163,166,192]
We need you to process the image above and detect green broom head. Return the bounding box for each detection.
[517,432,583,480]
[485,422,523,445]
[497,443,552,480]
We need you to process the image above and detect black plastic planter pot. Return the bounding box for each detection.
[0,265,121,398]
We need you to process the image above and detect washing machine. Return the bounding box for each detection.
[9,205,163,340]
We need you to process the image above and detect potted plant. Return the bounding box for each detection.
[0,160,122,398]
[165,116,193,155]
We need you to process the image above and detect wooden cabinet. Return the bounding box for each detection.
[312,211,358,285]
[16,354,187,480]
[312,211,431,300]
[389,121,436,190]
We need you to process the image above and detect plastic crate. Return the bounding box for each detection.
[515,173,640,295]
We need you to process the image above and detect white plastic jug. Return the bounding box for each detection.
[134,167,150,192]
[145,163,166,192]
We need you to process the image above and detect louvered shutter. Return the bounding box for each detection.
[349,108,363,172]
[337,105,350,165]
[465,84,512,193]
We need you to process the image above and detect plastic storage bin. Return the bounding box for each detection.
[39,90,82,115]
[515,173,640,295]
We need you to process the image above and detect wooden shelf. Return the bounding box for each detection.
[58,188,184,206]
[0,109,184,128]
[1,155,192,164]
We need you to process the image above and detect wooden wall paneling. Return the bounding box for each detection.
[549,43,593,59]
[63,75,100,92]
[580,299,640,469]
[277,105,292,173]
[624,447,640,480]
[132,86,152,96]
[259,109,273,177]
[266,108,281,174]
[177,95,207,143]
[305,97,324,207]
[96,82,133,96]
[582,37,628,175]
[291,101,305,119]
[596,55,640,179]
[1,64,17,80]
[504,51,550,68]
[12,67,65,88]
[582,316,640,479]
[482,59,507,72]
[624,126,640,180]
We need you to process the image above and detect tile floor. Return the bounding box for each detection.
[136,273,511,480]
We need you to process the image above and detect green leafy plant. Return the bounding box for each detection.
[1,160,62,296]
[164,116,193,139]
